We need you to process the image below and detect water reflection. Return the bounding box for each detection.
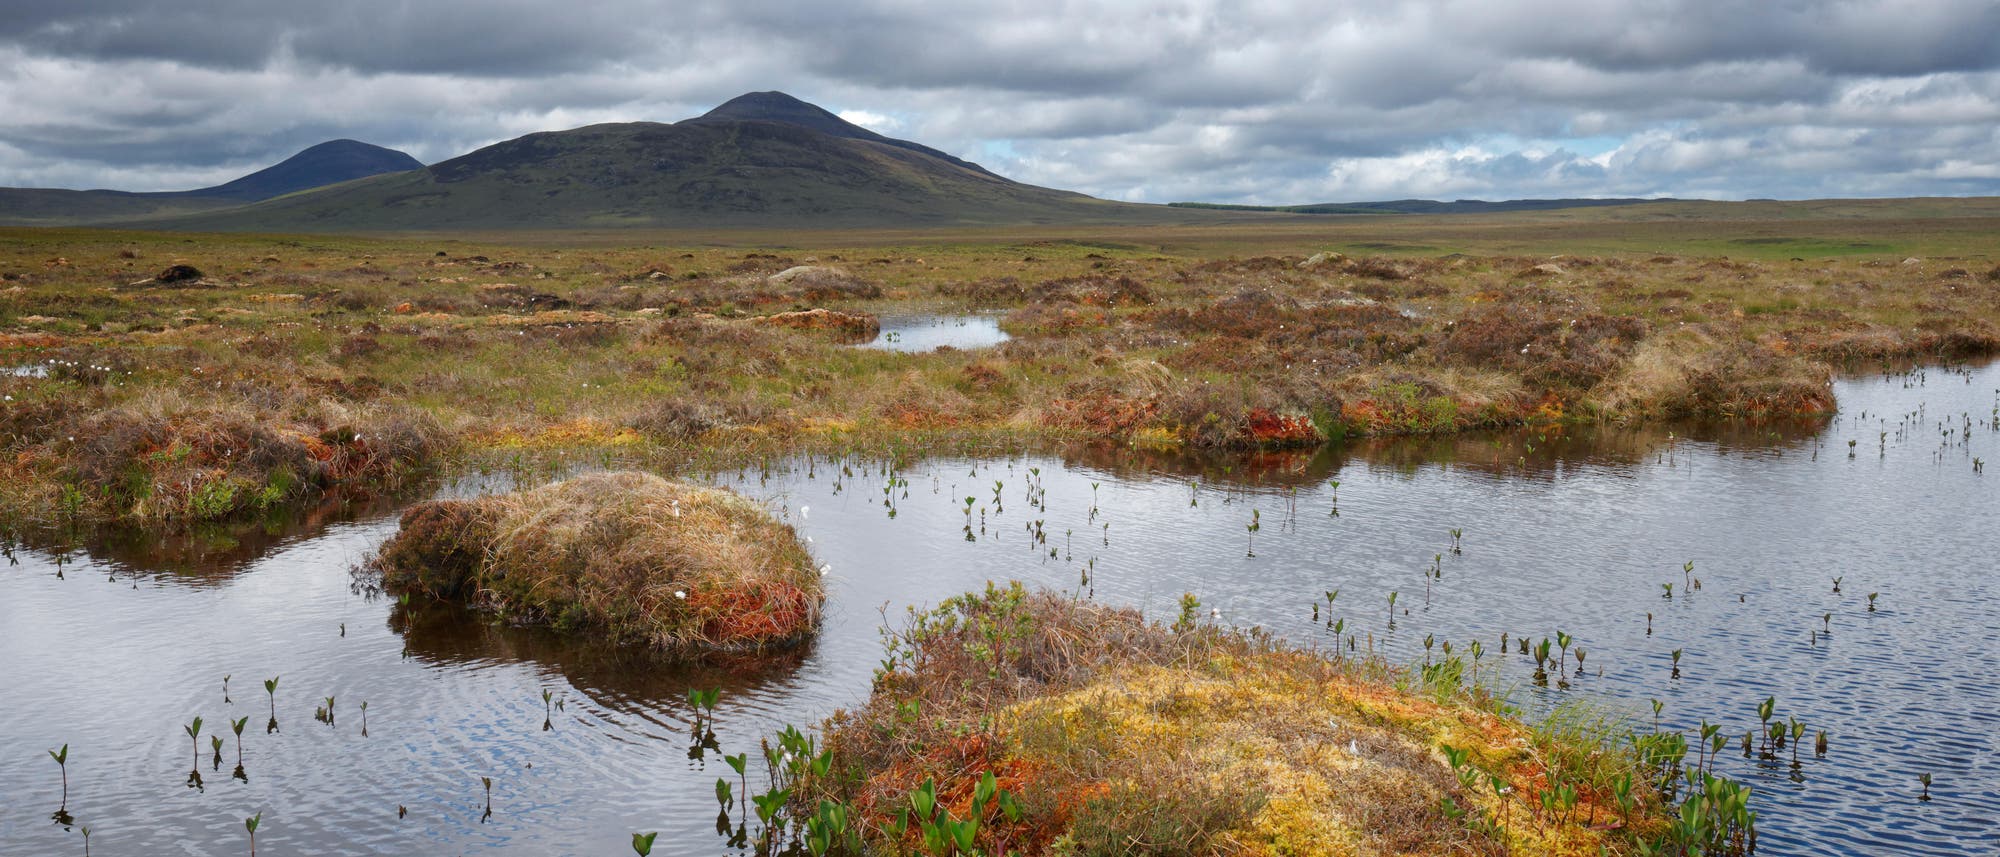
[389,599,815,713]
[861,313,1009,352]
[2,360,1994,856]
[73,490,412,581]
[1050,411,1831,490]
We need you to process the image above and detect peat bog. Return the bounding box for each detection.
[1,360,1994,854]
[3,219,1997,855]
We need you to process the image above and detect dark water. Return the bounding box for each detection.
[3,362,1996,855]
[860,313,1008,352]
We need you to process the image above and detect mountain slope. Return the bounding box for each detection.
[0,140,423,226]
[685,91,997,175]
[180,139,423,202]
[0,188,239,226]
[155,92,1179,231]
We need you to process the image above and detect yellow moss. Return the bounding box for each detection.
[801,417,859,433]
[991,652,1641,856]
[473,418,644,448]
[1130,426,1182,448]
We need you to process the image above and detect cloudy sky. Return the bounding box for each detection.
[3,0,1998,203]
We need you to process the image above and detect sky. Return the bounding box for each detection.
[2,0,1997,204]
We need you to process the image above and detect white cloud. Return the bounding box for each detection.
[835,110,901,133]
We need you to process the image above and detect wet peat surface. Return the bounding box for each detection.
[2,361,1996,855]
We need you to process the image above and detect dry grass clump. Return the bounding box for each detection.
[1439,307,1649,392]
[1029,274,1156,307]
[624,395,775,440]
[669,266,882,312]
[751,308,882,341]
[811,583,1660,856]
[374,471,821,653]
[942,274,1155,307]
[1600,329,1833,419]
[769,265,881,300]
[474,282,570,310]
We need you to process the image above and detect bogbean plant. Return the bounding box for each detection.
[710,720,1027,857]
[1429,710,1759,856]
[1414,651,1768,857]
[1625,716,1760,856]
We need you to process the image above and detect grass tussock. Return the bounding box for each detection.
[810,583,1664,856]
[374,471,822,653]
[9,386,443,524]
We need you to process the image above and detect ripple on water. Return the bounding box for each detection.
[3,361,1997,854]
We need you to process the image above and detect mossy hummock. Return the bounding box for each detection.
[375,470,822,653]
[812,583,1668,856]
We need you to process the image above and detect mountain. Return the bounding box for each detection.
[172,139,423,202]
[686,91,996,175]
[0,140,423,226]
[149,91,1178,231]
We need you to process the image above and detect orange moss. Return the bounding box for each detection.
[1245,408,1322,446]
[691,579,819,646]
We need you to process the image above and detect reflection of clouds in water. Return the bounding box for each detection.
[862,314,1009,352]
[17,488,409,584]
[1,359,1993,855]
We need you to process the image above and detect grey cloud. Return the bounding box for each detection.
[2,1,668,75]
[1,0,1998,201]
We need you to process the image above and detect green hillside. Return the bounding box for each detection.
[157,93,1179,231]
[0,139,422,226]
[0,189,238,226]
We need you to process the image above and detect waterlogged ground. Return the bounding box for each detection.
[2,361,1996,855]
[860,312,1009,352]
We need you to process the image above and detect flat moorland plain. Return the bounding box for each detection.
[2,200,1996,527]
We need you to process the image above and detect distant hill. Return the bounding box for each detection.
[171,139,423,202]
[0,140,423,226]
[1169,198,1672,215]
[0,188,239,226]
[150,92,1179,231]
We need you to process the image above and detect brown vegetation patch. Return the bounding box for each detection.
[1245,408,1323,446]
[1193,255,1296,274]
[48,391,445,523]
[750,308,881,341]
[1043,389,1158,438]
[475,282,571,310]
[155,263,203,283]
[766,265,882,301]
[625,395,774,440]
[374,471,821,652]
[1004,303,1114,333]
[1441,307,1648,391]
